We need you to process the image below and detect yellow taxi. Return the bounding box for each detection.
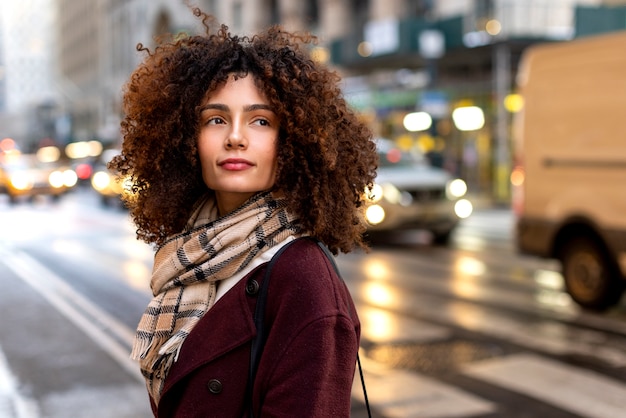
[90,149,135,207]
[0,153,77,203]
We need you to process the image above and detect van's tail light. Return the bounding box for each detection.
[511,164,525,217]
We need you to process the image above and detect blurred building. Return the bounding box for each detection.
[309,0,626,203]
[55,0,202,147]
[48,0,626,201]
[0,0,59,150]
[56,0,101,145]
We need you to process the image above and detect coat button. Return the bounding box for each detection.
[207,379,222,394]
[245,279,260,295]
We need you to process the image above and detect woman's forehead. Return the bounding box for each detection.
[204,73,272,101]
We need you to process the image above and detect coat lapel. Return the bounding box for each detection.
[160,273,258,396]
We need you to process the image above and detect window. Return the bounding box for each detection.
[304,0,319,28]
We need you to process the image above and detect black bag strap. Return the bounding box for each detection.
[315,240,372,418]
[247,237,371,418]
[247,237,299,417]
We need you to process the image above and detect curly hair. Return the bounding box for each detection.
[109,8,378,254]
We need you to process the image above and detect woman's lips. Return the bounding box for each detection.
[218,158,253,171]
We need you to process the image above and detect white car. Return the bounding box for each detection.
[364,139,472,243]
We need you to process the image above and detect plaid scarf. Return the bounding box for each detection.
[131,191,301,403]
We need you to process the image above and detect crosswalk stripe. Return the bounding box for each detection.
[339,258,626,369]
[0,345,38,418]
[353,355,496,418]
[357,305,451,344]
[464,353,626,418]
[354,303,496,417]
[347,285,626,416]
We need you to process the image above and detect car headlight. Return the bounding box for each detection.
[446,179,467,199]
[121,175,135,196]
[365,183,384,203]
[454,199,473,219]
[91,171,111,191]
[49,169,77,188]
[365,182,410,206]
[49,171,65,188]
[365,204,385,225]
[10,173,33,190]
[63,169,78,187]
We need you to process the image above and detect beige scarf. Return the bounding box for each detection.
[131,191,301,402]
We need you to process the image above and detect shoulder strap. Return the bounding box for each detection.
[247,237,371,418]
[247,237,303,418]
[250,238,299,378]
[315,241,372,418]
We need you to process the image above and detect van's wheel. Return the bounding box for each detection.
[559,236,624,311]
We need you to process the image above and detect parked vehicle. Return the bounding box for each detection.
[0,153,77,203]
[364,138,472,243]
[513,31,626,310]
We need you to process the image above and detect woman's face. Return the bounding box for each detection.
[198,75,280,215]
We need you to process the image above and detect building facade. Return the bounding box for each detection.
[0,0,58,150]
[55,0,203,146]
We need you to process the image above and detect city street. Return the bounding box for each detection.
[1,189,626,418]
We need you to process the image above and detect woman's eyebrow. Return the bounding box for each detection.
[199,103,274,113]
[244,104,274,112]
[199,103,229,112]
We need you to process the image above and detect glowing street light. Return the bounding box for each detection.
[403,111,432,132]
[452,106,485,131]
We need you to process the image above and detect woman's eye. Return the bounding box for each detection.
[253,118,270,127]
[206,117,225,125]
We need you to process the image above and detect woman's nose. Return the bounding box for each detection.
[226,122,246,149]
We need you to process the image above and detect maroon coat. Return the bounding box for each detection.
[152,238,360,417]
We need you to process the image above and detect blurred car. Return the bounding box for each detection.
[364,138,472,243]
[90,167,132,207]
[0,153,78,203]
[90,149,135,207]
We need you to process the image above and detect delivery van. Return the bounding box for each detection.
[513,31,626,311]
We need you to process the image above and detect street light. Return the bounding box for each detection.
[403,111,432,132]
[451,106,485,131]
[452,105,485,194]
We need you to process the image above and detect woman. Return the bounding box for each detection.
[109,8,377,417]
